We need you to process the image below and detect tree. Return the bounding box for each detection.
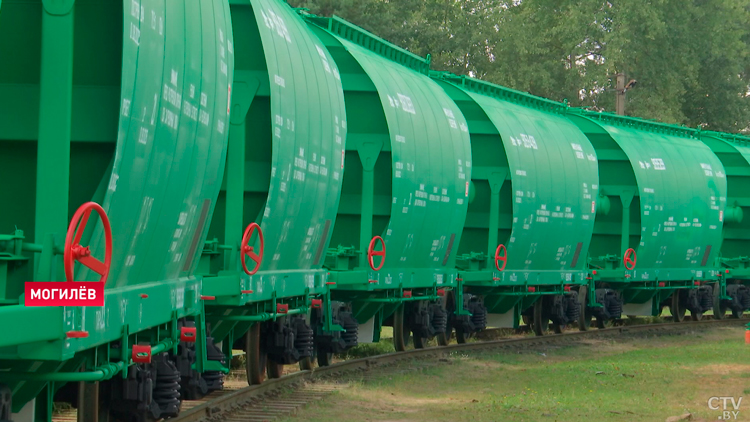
[288,0,750,132]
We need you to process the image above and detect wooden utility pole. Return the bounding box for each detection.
[616,73,626,115]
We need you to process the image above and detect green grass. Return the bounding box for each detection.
[279,326,750,422]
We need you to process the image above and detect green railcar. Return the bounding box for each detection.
[196,0,347,384]
[305,15,472,352]
[0,1,233,420]
[569,111,726,323]
[699,131,750,317]
[432,75,599,337]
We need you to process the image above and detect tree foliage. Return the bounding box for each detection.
[288,0,750,132]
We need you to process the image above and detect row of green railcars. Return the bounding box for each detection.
[2,1,749,421]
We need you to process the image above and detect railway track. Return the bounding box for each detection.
[51,318,747,422]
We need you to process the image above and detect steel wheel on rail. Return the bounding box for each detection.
[691,310,704,321]
[454,326,470,344]
[245,323,267,385]
[671,291,686,322]
[267,361,284,379]
[532,299,548,336]
[437,330,450,346]
[595,317,612,329]
[393,304,409,352]
[413,335,430,349]
[316,345,334,367]
[713,282,726,320]
[577,286,592,331]
[299,356,314,371]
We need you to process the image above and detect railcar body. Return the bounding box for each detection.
[305,15,472,352]
[569,112,727,324]
[196,0,347,384]
[0,1,233,420]
[435,75,599,337]
[699,131,750,317]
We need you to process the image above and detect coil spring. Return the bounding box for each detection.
[727,285,750,309]
[431,306,448,334]
[469,301,487,331]
[0,384,11,422]
[153,354,181,418]
[203,337,225,391]
[340,312,359,347]
[294,319,314,359]
[607,292,623,319]
[565,293,581,322]
[700,288,713,311]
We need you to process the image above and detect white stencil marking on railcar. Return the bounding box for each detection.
[651,158,666,170]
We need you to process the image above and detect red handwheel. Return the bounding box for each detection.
[624,248,637,270]
[64,202,112,283]
[495,244,507,271]
[368,236,386,271]
[241,222,264,275]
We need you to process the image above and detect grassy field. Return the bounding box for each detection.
[279,325,750,422]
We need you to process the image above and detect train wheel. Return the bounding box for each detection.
[532,300,548,336]
[552,322,564,334]
[267,361,283,379]
[732,309,744,319]
[713,282,726,320]
[299,356,314,371]
[671,292,686,322]
[691,311,703,321]
[413,335,429,349]
[578,287,592,331]
[393,305,409,352]
[522,315,531,327]
[245,323,267,385]
[317,345,333,367]
[437,330,450,346]
[596,318,611,329]
[454,326,470,344]
[443,324,454,344]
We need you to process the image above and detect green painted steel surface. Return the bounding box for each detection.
[699,133,750,270]
[202,0,346,305]
[82,0,234,286]
[248,0,346,273]
[0,2,233,411]
[337,38,472,269]
[461,90,598,278]
[586,118,726,276]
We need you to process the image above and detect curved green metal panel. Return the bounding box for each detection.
[732,143,750,164]
[338,38,472,268]
[249,0,347,272]
[83,0,234,286]
[598,123,727,273]
[698,134,750,267]
[464,91,599,274]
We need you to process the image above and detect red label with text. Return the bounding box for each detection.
[24,282,105,307]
